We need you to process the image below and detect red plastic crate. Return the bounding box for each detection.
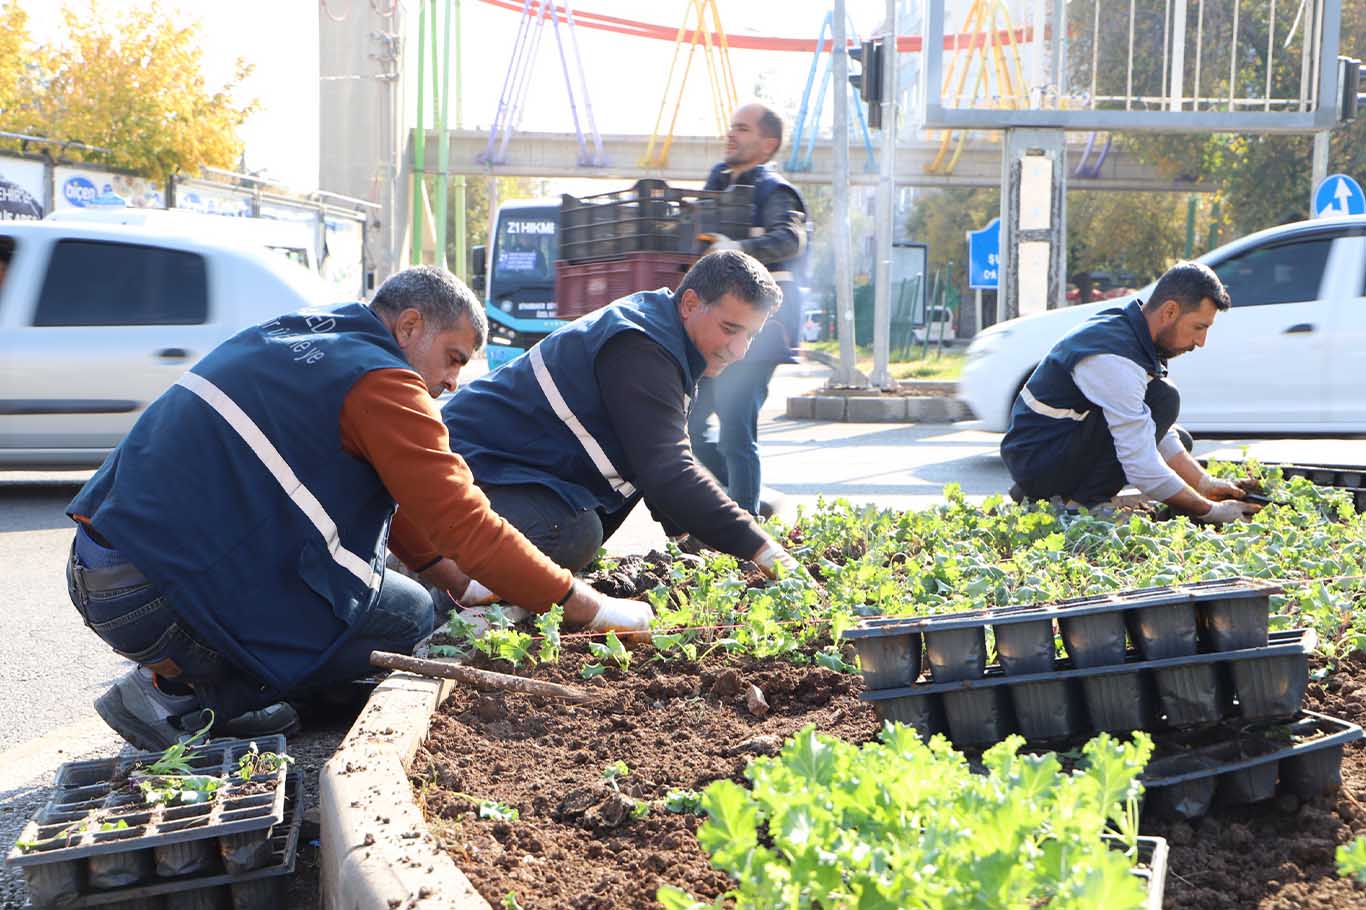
[553,252,696,320]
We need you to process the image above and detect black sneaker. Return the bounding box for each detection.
[178,702,301,741]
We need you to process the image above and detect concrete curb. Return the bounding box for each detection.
[321,671,491,910]
[786,395,973,423]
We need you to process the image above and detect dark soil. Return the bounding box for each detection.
[1144,651,1366,910]
[414,644,1366,910]
[412,645,877,910]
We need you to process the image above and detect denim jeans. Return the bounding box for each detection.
[67,526,434,717]
[687,361,778,515]
[479,482,640,573]
[1015,378,1185,506]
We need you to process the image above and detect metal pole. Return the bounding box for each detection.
[1311,130,1331,206]
[830,0,864,388]
[974,287,983,336]
[436,0,452,271]
[411,0,428,265]
[870,0,898,391]
[1185,195,1196,257]
[453,0,467,279]
[1169,0,1188,110]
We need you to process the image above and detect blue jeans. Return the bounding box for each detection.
[687,361,777,515]
[67,527,434,718]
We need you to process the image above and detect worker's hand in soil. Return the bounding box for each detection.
[1197,475,1254,502]
[1196,498,1262,524]
[753,540,805,580]
[562,581,654,643]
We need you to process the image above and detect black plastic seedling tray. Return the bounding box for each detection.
[846,577,1283,689]
[860,629,1314,747]
[1142,710,1362,820]
[40,773,304,909]
[6,738,290,909]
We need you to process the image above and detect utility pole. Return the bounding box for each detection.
[829,0,866,388]
[453,0,467,279]
[869,0,899,391]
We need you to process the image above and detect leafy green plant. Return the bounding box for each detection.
[235,741,293,782]
[587,631,631,672]
[601,760,630,791]
[663,788,705,815]
[658,724,1155,910]
[1337,835,1366,883]
[478,800,520,822]
[502,891,523,910]
[536,605,563,664]
[474,627,535,668]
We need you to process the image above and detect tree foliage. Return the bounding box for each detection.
[0,1,256,182]
[0,2,31,122]
[906,0,1365,294]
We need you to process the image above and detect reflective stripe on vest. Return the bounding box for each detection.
[527,344,638,498]
[1020,386,1090,422]
[175,372,381,590]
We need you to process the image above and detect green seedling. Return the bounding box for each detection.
[587,631,631,672]
[663,788,705,815]
[601,760,630,791]
[502,892,523,910]
[236,741,294,782]
[1337,835,1366,883]
[449,791,519,822]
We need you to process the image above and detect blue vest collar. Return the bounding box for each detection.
[1121,299,1165,376]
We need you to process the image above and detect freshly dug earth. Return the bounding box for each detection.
[412,645,877,910]
[1144,651,1366,910]
[414,643,1366,910]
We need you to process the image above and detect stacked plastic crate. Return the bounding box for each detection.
[554,179,753,319]
[846,577,1362,821]
[5,737,301,909]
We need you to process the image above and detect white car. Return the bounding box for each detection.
[0,220,331,468]
[959,215,1366,434]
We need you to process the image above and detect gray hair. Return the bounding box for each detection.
[370,266,488,349]
[675,250,782,313]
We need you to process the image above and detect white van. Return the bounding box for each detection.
[46,207,320,277]
[0,219,329,468]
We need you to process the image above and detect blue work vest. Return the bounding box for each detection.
[705,162,807,364]
[68,303,411,693]
[444,290,705,513]
[1001,300,1166,483]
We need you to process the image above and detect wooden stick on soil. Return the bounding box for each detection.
[369,650,593,703]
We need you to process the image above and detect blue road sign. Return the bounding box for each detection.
[967,218,1000,289]
[1313,174,1366,218]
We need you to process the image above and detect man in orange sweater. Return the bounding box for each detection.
[67,267,649,752]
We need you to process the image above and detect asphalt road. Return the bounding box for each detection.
[3,357,1366,906]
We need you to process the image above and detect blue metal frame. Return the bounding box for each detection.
[786,10,877,173]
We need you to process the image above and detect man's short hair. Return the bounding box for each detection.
[756,106,783,151]
[676,250,782,313]
[370,265,488,350]
[1143,260,1231,314]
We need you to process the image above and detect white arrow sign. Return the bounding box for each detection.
[1313,174,1366,218]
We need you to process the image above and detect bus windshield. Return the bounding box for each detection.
[489,206,558,321]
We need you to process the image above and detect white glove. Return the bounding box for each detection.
[459,579,501,606]
[586,595,654,637]
[705,234,742,254]
[753,541,801,579]
[1196,500,1258,524]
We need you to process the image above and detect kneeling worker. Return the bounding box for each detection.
[1000,261,1259,523]
[414,250,802,599]
[67,266,651,752]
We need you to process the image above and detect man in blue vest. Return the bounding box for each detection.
[65,267,653,752]
[421,251,802,596]
[1001,261,1259,523]
[687,102,807,517]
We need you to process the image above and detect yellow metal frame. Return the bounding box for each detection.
[926,0,1028,175]
[640,0,738,169]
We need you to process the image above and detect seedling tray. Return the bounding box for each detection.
[860,629,1314,747]
[31,773,304,909]
[1106,836,1169,910]
[1142,710,1362,820]
[846,577,1283,688]
[7,738,290,909]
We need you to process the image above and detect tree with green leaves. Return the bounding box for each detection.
[0,0,256,182]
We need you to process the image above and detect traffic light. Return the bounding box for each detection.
[848,38,885,129]
[1337,56,1362,122]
